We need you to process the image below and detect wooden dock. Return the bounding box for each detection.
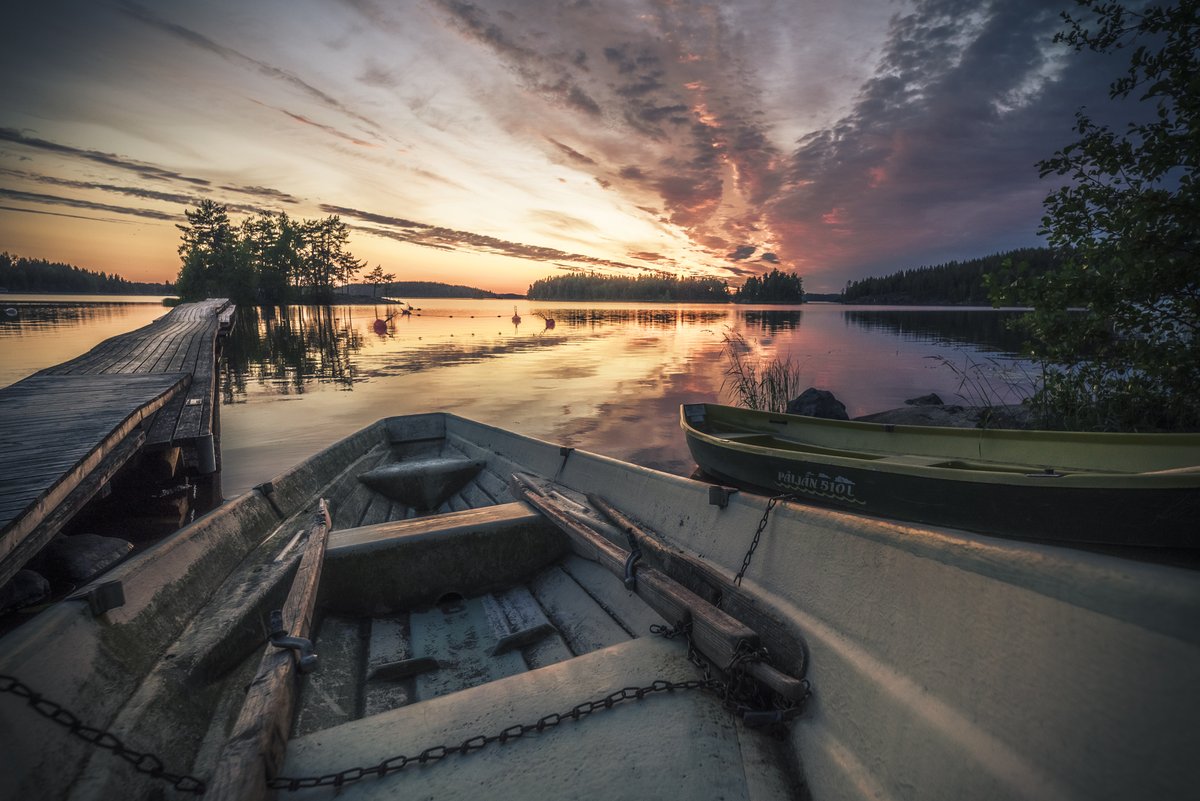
[0,299,233,589]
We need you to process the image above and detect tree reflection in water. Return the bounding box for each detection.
[222,305,364,401]
[842,309,1027,352]
[741,309,802,333]
[222,304,734,399]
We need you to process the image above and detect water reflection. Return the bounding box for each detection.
[213,298,1039,498]
[222,305,364,399]
[0,300,157,332]
[741,309,803,333]
[536,307,727,329]
[842,309,1026,352]
[222,303,740,397]
[0,299,168,389]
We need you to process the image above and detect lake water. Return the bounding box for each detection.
[0,296,1035,499]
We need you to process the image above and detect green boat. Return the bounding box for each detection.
[681,403,1200,549]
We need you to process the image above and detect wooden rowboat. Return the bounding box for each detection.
[682,402,1200,549]
[1,413,1198,800]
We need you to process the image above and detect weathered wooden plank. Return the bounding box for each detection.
[0,430,146,590]
[512,474,808,701]
[206,500,331,801]
[0,373,189,585]
[0,299,232,581]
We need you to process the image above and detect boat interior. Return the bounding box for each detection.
[3,412,1197,801]
[1,414,805,800]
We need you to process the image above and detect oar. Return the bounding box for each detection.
[510,474,806,702]
[207,499,331,801]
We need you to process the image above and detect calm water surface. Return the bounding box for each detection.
[0,295,173,387]
[217,299,1034,497]
[0,296,1034,498]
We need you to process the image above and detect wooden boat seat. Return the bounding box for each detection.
[281,635,792,799]
[320,503,569,614]
[328,501,544,551]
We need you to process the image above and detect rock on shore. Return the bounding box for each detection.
[855,402,1036,429]
[792,387,1037,429]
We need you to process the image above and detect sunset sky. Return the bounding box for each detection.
[0,0,1130,294]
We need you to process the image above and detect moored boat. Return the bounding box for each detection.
[1,412,1197,800]
[682,402,1200,549]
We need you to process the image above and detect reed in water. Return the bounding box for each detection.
[720,331,807,413]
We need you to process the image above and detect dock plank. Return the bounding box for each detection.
[0,373,189,587]
[0,299,232,587]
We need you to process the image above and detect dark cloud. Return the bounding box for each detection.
[219,185,300,205]
[332,201,656,274]
[318,204,430,230]
[431,0,602,116]
[0,128,211,186]
[0,188,181,221]
[277,108,377,147]
[760,252,780,263]
[727,245,757,261]
[0,205,133,224]
[118,1,385,135]
[0,135,303,211]
[546,138,597,166]
[766,0,1122,285]
[0,167,199,205]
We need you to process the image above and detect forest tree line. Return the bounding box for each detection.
[0,253,174,295]
[346,280,511,299]
[840,248,1063,304]
[734,269,805,303]
[527,272,731,302]
[527,268,805,303]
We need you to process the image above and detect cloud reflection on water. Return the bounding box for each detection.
[217,299,1035,496]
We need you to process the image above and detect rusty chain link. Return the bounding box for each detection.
[0,673,206,795]
[734,494,794,586]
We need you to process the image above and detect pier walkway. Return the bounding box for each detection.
[0,298,233,589]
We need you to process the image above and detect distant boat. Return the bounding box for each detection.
[681,402,1200,548]
[511,306,521,325]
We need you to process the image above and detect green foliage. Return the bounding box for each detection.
[0,252,173,294]
[239,211,301,304]
[296,216,364,302]
[362,264,395,296]
[176,203,364,305]
[721,331,808,412]
[733,269,805,304]
[176,200,246,302]
[990,0,1200,430]
[527,272,730,302]
[845,248,1061,305]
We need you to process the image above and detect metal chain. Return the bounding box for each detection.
[270,622,808,793]
[267,676,718,791]
[0,673,206,795]
[652,621,806,728]
[734,494,793,586]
